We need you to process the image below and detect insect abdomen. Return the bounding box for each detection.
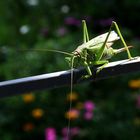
[101,47,115,60]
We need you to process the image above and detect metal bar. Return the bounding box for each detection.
[0,57,140,98]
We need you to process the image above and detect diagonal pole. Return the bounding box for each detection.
[0,57,140,98]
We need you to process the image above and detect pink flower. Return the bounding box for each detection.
[45,127,56,140]
[84,111,93,120]
[84,101,95,112]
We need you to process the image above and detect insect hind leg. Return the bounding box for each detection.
[112,21,132,59]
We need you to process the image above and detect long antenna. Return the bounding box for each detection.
[19,48,73,56]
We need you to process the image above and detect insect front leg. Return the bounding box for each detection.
[82,20,89,43]
[112,21,132,59]
[83,60,92,78]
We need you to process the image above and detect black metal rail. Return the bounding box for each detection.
[0,57,140,98]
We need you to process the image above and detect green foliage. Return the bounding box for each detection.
[0,0,140,140]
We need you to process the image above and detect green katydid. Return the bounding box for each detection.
[29,20,133,78]
[65,20,133,78]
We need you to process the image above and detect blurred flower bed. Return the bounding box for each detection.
[0,0,140,140]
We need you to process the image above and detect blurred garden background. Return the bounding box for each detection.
[0,0,140,140]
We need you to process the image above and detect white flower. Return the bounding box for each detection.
[61,5,70,13]
[27,0,38,6]
[20,25,30,34]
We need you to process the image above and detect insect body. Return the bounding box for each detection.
[65,20,133,77]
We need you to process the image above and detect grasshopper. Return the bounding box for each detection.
[26,20,133,78]
[65,20,133,78]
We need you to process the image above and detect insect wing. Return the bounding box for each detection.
[84,31,120,48]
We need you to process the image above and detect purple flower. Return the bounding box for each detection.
[65,17,80,26]
[84,101,95,112]
[84,111,93,120]
[45,127,56,140]
[56,27,68,36]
